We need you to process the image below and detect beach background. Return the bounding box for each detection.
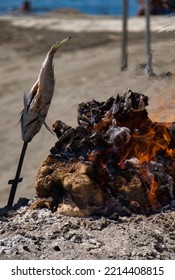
[0,0,139,16]
[0,3,175,208]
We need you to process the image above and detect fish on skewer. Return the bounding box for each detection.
[8,38,71,207]
[21,37,71,142]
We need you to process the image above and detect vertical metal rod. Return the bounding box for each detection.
[7,141,28,207]
[121,0,128,71]
[145,0,153,76]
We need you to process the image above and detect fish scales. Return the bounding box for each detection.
[21,37,71,142]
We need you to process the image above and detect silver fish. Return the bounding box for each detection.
[21,37,71,142]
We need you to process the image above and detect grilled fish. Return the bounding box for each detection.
[21,37,71,142]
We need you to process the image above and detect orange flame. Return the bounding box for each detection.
[147,176,159,209]
[123,123,175,165]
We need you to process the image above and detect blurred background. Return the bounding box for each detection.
[0,0,139,16]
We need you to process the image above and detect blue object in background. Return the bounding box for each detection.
[0,0,139,16]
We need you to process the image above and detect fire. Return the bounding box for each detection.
[115,118,175,209]
[147,176,159,210]
[50,89,175,215]
[119,121,175,165]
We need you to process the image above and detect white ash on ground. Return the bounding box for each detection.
[0,198,175,260]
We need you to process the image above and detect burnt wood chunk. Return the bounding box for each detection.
[33,90,175,217]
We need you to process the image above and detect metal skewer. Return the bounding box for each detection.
[7,141,28,207]
[6,38,71,207]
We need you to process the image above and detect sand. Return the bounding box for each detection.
[0,11,175,208]
[0,10,175,261]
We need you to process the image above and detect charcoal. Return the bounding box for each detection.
[147,161,173,198]
[89,132,109,147]
[91,108,102,124]
[106,126,131,146]
[99,96,115,114]
[51,126,91,160]
[121,157,141,179]
[77,114,92,128]
[119,89,149,113]
[78,99,107,128]
[51,128,77,156]
[78,99,103,119]
[111,94,120,115]
[123,157,140,169]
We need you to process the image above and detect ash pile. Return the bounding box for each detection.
[32,89,175,217]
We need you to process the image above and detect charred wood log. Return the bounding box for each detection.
[32,90,175,217]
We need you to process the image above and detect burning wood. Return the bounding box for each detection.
[32,89,175,217]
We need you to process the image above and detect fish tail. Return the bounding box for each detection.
[49,37,71,55]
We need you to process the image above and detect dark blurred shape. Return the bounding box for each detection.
[20,1,31,13]
[169,0,175,11]
[137,0,174,16]
[121,0,128,71]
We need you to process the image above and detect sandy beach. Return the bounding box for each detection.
[0,10,175,207]
[0,11,175,207]
[0,10,175,260]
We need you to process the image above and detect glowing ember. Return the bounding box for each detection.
[148,176,159,210]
